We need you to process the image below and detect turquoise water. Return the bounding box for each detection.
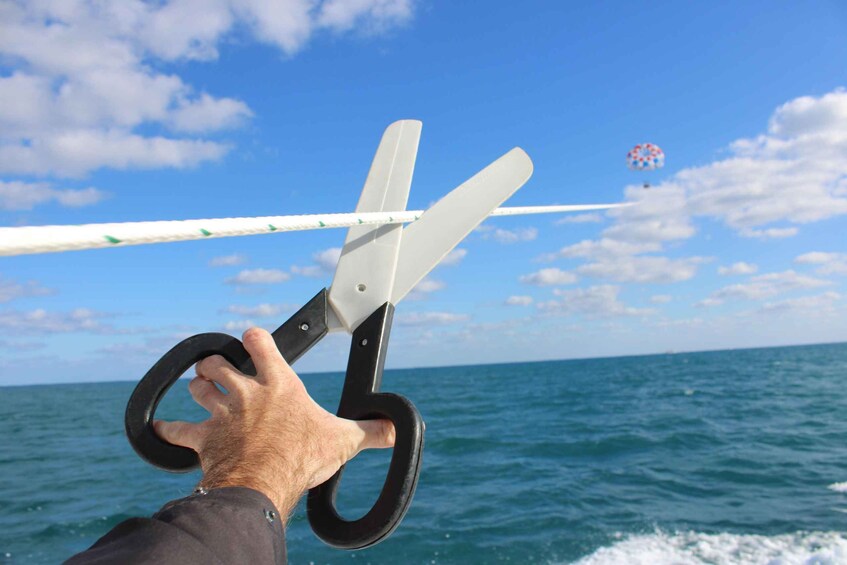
[1,343,847,564]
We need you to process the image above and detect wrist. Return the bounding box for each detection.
[199,466,306,517]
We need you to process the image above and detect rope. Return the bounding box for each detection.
[0,204,626,257]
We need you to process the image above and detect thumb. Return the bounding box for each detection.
[346,418,396,456]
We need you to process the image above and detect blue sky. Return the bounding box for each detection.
[2,1,847,385]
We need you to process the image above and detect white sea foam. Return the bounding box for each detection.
[568,530,847,565]
[828,481,847,493]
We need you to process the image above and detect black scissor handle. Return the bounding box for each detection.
[125,291,423,549]
[125,333,250,471]
[125,289,330,472]
[307,302,425,549]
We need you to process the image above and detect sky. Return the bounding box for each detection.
[2,0,847,385]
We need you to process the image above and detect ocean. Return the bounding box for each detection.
[1,343,846,564]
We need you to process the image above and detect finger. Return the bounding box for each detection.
[153,419,205,451]
[344,418,396,456]
[241,327,293,381]
[196,354,246,394]
[188,376,227,414]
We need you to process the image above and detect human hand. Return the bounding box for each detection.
[154,327,396,517]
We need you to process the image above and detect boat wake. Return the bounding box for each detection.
[570,530,847,565]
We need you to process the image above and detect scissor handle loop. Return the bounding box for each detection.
[308,392,424,549]
[125,333,250,472]
[307,302,425,549]
[125,289,330,472]
[124,292,424,549]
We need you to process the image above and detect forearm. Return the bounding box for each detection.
[66,487,286,565]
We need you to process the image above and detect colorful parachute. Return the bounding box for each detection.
[626,142,665,171]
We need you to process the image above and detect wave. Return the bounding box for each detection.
[828,482,847,493]
[569,530,847,565]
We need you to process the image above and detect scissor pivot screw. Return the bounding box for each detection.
[356,283,367,292]
[299,323,310,331]
[360,338,368,347]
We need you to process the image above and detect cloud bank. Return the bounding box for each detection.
[0,0,415,177]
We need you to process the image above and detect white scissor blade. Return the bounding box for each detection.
[328,120,422,332]
[391,147,533,304]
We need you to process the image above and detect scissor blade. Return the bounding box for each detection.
[328,120,422,333]
[391,148,533,304]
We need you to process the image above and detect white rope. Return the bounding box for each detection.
[0,203,627,257]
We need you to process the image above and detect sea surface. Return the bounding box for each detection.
[1,343,847,564]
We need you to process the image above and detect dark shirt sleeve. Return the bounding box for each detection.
[65,487,286,565]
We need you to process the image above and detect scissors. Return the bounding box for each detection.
[124,120,533,549]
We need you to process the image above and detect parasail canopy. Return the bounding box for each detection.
[626,142,665,171]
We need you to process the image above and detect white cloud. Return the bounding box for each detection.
[718,262,758,276]
[170,93,253,133]
[317,0,414,33]
[537,285,654,318]
[684,114,847,229]
[0,130,230,177]
[555,213,603,225]
[519,268,578,286]
[544,238,660,261]
[487,227,538,244]
[795,252,847,275]
[0,308,114,334]
[95,333,196,358]
[602,184,695,244]
[577,255,709,284]
[767,89,847,137]
[404,276,445,301]
[414,278,445,293]
[0,277,54,302]
[698,270,832,306]
[224,319,257,332]
[737,270,830,295]
[651,316,705,329]
[0,180,106,210]
[226,268,291,285]
[0,0,415,176]
[819,261,847,276]
[292,247,342,277]
[395,311,469,326]
[818,261,847,276]
[314,247,342,270]
[739,227,798,240]
[505,295,533,306]
[209,254,247,267]
[223,303,294,317]
[440,248,467,266]
[760,291,842,314]
[650,294,672,304]
[290,265,325,277]
[795,252,838,264]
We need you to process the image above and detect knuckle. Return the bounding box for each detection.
[207,354,227,369]
[211,401,232,417]
[196,355,222,375]
[188,376,204,392]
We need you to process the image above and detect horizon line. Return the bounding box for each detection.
[2,339,845,389]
